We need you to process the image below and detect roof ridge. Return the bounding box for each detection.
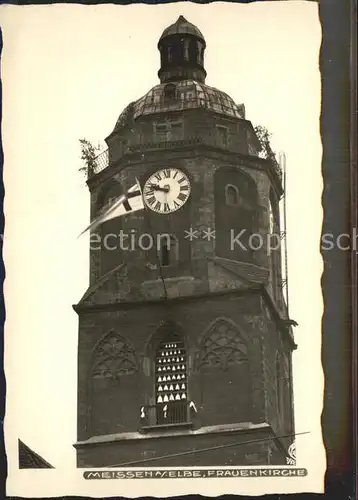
[79,263,126,303]
[210,257,269,284]
[18,440,54,469]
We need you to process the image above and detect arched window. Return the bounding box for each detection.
[90,332,138,435]
[197,41,204,64]
[196,318,251,426]
[196,318,248,370]
[167,45,173,63]
[155,332,188,424]
[164,83,176,100]
[189,39,198,62]
[183,39,189,61]
[159,235,178,267]
[215,167,258,262]
[225,184,240,206]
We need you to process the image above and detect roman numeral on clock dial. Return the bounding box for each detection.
[177,192,187,202]
[143,168,191,214]
[147,195,156,206]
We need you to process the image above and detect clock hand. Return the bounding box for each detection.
[148,183,170,193]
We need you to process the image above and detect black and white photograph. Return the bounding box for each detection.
[1,1,325,496]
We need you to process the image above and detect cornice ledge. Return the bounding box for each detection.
[72,286,263,314]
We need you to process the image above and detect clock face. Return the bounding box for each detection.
[143,168,191,213]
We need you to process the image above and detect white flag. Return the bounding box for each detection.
[78,179,144,236]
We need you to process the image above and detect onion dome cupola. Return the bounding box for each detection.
[158,15,207,84]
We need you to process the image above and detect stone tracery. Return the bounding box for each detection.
[91,331,137,380]
[196,319,248,371]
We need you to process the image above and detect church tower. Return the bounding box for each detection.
[74,16,297,468]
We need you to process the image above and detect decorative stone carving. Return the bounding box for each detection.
[91,332,137,381]
[196,319,247,371]
[244,315,268,334]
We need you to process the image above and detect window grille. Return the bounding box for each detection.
[155,335,188,424]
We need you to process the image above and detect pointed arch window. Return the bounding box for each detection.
[225,184,240,206]
[196,319,248,370]
[90,332,138,435]
[195,319,251,426]
[215,167,258,263]
[155,333,188,424]
[91,332,137,380]
[160,235,179,267]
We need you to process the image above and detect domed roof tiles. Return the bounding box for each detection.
[114,80,244,131]
[159,15,205,43]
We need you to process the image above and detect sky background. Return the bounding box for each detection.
[2,2,324,496]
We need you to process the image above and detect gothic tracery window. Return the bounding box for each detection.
[90,332,138,436]
[155,333,188,424]
[91,331,137,380]
[196,319,247,371]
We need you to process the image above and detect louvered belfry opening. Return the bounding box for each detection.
[155,333,188,425]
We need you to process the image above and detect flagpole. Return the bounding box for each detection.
[136,178,168,301]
